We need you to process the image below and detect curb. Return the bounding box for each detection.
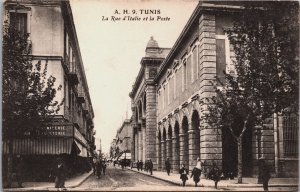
[67,171,93,188]
[127,168,299,188]
[3,171,94,191]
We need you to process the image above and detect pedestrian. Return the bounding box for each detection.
[179,163,188,187]
[165,158,171,176]
[258,157,271,191]
[208,161,221,189]
[102,160,107,175]
[121,160,125,170]
[140,160,144,171]
[148,159,153,175]
[92,158,97,175]
[15,155,24,188]
[191,158,202,187]
[144,160,148,172]
[96,159,102,179]
[137,160,140,171]
[53,157,66,189]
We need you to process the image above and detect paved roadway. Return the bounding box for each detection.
[74,166,297,191]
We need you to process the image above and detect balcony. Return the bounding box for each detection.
[68,72,79,86]
[77,93,85,104]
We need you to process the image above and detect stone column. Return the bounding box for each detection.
[179,133,189,171]
[172,136,180,173]
[135,131,139,161]
[156,133,162,170]
[166,138,172,170]
[131,127,136,162]
[161,140,166,171]
[142,122,146,162]
[138,127,143,161]
[198,13,223,167]
[188,129,200,171]
[145,83,157,167]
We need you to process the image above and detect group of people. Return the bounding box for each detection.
[92,158,107,179]
[178,157,270,191]
[135,159,154,175]
[178,158,213,188]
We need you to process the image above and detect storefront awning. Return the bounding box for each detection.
[118,152,131,160]
[2,138,73,155]
[74,140,88,157]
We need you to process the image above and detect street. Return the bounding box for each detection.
[74,166,297,191]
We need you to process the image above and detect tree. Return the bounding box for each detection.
[203,2,298,183]
[2,17,63,186]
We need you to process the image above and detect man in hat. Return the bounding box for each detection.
[258,157,271,191]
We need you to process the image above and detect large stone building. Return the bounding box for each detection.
[129,37,170,165]
[131,1,298,178]
[116,119,132,158]
[3,0,96,181]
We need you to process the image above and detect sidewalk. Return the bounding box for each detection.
[128,168,299,188]
[3,171,93,191]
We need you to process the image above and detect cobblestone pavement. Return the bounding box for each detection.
[76,166,297,191]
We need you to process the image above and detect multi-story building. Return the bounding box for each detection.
[129,37,170,165]
[130,2,298,178]
[115,119,132,159]
[154,1,298,177]
[2,0,96,180]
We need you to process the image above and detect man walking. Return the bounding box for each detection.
[258,157,271,191]
[137,160,140,171]
[165,158,171,176]
[148,159,153,175]
[96,159,102,179]
[53,157,66,189]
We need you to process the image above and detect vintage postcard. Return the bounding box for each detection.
[1,0,299,191]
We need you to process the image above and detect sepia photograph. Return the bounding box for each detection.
[1,0,299,191]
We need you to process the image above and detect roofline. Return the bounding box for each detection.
[154,2,202,82]
[154,2,244,82]
[130,57,164,98]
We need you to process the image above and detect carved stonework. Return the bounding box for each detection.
[149,68,157,78]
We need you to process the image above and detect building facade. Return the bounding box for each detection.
[130,2,298,178]
[3,0,96,180]
[129,37,170,165]
[115,119,132,158]
[154,2,298,177]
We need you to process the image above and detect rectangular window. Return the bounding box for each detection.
[165,84,168,106]
[183,62,187,91]
[173,72,176,99]
[192,47,198,82]
[283,114,298,157]
[216,39,226,84]
[187,56,191,85]
[162,87,165,109]
[64,79,69,107]
[170,76,174,102]
[177,67,182,94]
[167,82,170,105]
[10,12,27,36]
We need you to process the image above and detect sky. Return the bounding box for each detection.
[70,0,198,154]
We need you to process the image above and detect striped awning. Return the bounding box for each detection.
[74,140,88,157]
[3,138,73,155]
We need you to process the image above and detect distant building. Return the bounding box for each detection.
[3,0,95,180]
[116,119,132,159]
[129,37,170,165]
